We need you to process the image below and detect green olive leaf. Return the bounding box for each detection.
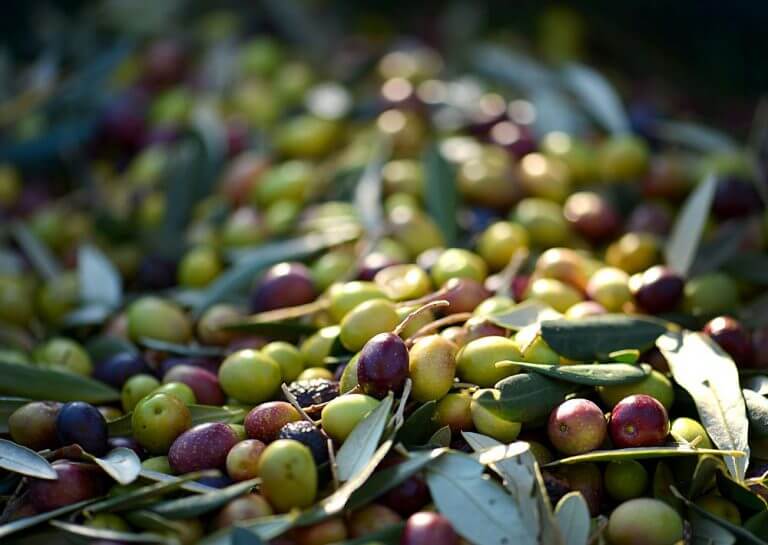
[544,444,745,467]
[423,143,458,246]
[463,434,562,545]
[561,63,629,134]
[488,300,562,331]
[555,492,590,545]
[139,469,219,494]
[540,315,666,361]
[427,425,452,448]
[335,393,393,482]
[335,523,404,545]
[653,120,738,152]
[395,400,437,447]
[425,451,537,545]
[138,338,227,357]
[657,330,750,481]
[0,438,57,479]
[149,477,260,519]
[85,447,142,485]
[9,221,61,281]
[744,389,768,438]
[476,373,577,423]
[0,360,119,403]
[0,498,97,539]
[495,361,650,386]
[688,454,724,499]
[49,520,177,544]
[664,174,717,276]
[724,252,768,285]
[716,470,768,512]
[690,512,737,545]
[77,243,122,309]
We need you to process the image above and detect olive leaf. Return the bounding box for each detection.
[220,320,317,339]
[425,451,537,545]
[476,373,577,423]
[232,527,264,545]
[688,455,723,499]
[488,300,562,331]
[336,523,404,545]
[0,361,119,403]
[0,438,57,479]
[653,120,738,152]
[150,477,260,519]
[689,220,751,276]
[9,221,61,281]
[395,400,437,447]
[423,143,458,246]
[670,486,768,545]
[0,397,31,434]
[540,315,666,361]
[744,389,768,438]
[335,394,393,481]
[427,425,452,448]
[85,336,138,364]
[49,520,177,544]
[716,470,767,512]
[353,137,388,239]
[77,244,122,310]
[561,63,629,135]
[690,512,737,545]
[555,492,590,545]
[199,515,297,545]
[138,338,226,357]
[664,174,717,276]
[724,252,768,285]
[495,361,650,386]
[544,444,744,467]
[86,447,141,485]
[657,330,750,481]
[0,498,97,539]
[463,434,562,545]
[139,469,219,494]
[745,375,768,396]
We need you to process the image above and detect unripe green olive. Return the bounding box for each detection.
[321,394,380,443]
[683,273,739,318]
[265,199,301,235]
[395,306,434,339]
[516,326,560,364]
[434,391,473,431]
[311,251,355,292]
[383,159,424,198]
[37,272,79,324]
[477,221,530,271]
[431,248,487,287]
[587,267,631,312]
[513,198,569,248]
[518,152,572,202]
[473,296,515,317]
[196,304,243,346]
[258,439,317,512]
[604,460,648,501]
[374,238,410,263]
[153,382,197,405]
[0,164,21,206]
[300,325,341,367]
[374,265,432,301]
[220,207,265,248]
[525,278,583,313]
[605,232,660,274]
[178,247,222,288]
[252,160,313,207]
[457,145,520,208]
[339,353,360,394]
[597,135,650,182]
[695,495,741,525]
[35,338,92,376]
[540,132,597,184]
[275,115,341,158]
[262,341,305,383]
[409,335,458,402]
[456,336,521,387]
[388,206,445,257]
[471,389,521,442]
[328,282,388,322]
[127,296,192,344]
[340,299,400,352]
[607,498,683,545]
[219,349,282,404]
[0,275,35,326]
[670,417,712,448]
[297,367,335,381]
[122,374,161,412]
[598,370,674,411]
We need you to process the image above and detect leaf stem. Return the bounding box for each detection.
[394,300,449,338]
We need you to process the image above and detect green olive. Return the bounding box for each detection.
[340,299,399,352]
[127,297,192,344]
[456,336,521,387]
[262,341,305,383]
[477,221,530,271]
[431,248,487,287]
[328,282,388,322]
[409,335,458,402]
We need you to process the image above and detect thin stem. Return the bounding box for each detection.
[281,383,318,427]
[393,300,449,337]
[404,312,472,347]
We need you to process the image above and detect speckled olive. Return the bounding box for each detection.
[226,439,266,481]
[257,439,317,512]
[340,299,400,352]
[321,394,380,443]
[547,398,606,455]
[132,393,192,454]
[218,349,282,404]
[244,401,302,443]
[408,335,458,402]
[169,422,240,473]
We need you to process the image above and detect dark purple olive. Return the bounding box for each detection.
[563,191,621,242]
[382,474,430,516]
[250,262,316,312]
[357,332,409,398]
[28,461,108,512]
[168,422,239,474]
[631,266,684,314]
[703,316,753,366]
[712,177,761,220]
[626,203,672,236]
[94,352,152,388]
[136,255,178,290]
[56,402,109,456]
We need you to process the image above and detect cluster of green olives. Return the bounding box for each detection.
[1,7,767,545]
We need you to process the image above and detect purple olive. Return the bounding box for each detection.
[56,402,109,456]
[168,423,239,474]
[357,332,409,398]
[250,262,316,312]
[28,461,108,512]
[163,364,225,406]
[94,352,152,388]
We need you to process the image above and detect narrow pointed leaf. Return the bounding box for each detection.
[495,361,650,386]
[0,498,96,539]
[150,478,259,519]
[654,120,738,152]
[396,400,437,447]
[664,174,717,275]
[561,63,629,134]
[426,452,536,545]
[0,361,119,403]
[544,444,745,467]
[49,520,177,544]
[488,300,562,331]
[0,438,57,479]
[540,315,666,361]
[427,425,452,448]
[139,469,219,494]
[78,244,122,308]
[657,330,750,481]
[232,527,264,545]
[423,144,457,245]
[138,338,226,357]
[690,512,737,545]
[477,373,577,423]
[10,222,61,281]
[334,394,393,482]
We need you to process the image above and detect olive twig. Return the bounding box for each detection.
[280,383,318,427]
[225,299,330,327]
[0,478,27,524]
[393,300,449,338]
[404,312,472,347]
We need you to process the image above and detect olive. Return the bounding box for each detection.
[563,191,621,242]
[408,335,458,402]
[456,336,521,387]
[703,315,753,366]
[250,262,316,312]
[127,297,192,344]
[513,198,569,248]
[357,333,410,398]
[431,248,487,287]
[630,266,684,314]
[258,439,317,511]
[340,299,400,352]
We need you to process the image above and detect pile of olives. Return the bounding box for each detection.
[0,6,767,545]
